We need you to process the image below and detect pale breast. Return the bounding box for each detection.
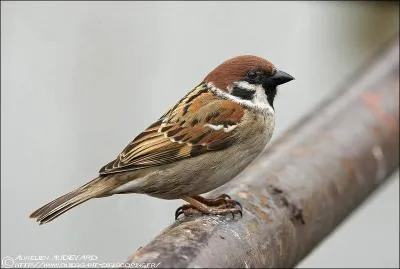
[134,110,275,199]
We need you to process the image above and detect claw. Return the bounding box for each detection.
[217,194,231,200]
[237,208,243,217]
[216,199,242,210]
[175,204,190,220]
[175,195,244,220]
[233,200,243,210]
[175,204,203,219]
[175,207,183,220]
[225,208,243,219]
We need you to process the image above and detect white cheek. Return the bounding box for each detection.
[252,86,268,104]
[252,87,274,114]
[208,82,274,116]
[233,81,256,91]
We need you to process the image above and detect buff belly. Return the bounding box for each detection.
[109,111,274,200]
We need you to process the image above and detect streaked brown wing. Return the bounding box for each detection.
[99,83,244,175]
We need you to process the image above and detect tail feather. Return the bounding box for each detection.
[30,177,114,225]
[35,194,92,225]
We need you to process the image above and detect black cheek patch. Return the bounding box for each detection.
[231,86,254,100]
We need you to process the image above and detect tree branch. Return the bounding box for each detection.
[125,37,399,268]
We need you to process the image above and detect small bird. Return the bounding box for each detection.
[30,55,294,225]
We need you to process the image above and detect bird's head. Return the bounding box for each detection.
[203,55,294,109]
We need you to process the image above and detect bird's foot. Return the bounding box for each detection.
[194,194,242,209]
[175,204,201,219]
[175,194,242,220]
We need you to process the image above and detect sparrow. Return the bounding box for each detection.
[30,55,294,225]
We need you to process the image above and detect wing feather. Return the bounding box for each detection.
[99,83,244,175]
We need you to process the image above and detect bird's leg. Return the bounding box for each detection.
[175,195,242,219]
[193,194,242,209]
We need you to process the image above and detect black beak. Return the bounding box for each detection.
[270,70,294,86]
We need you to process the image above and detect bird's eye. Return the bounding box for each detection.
[247,71,257,79]
[246,70,265,84]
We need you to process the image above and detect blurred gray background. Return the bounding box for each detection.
[1,1,399,268]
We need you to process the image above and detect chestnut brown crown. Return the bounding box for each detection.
[203,55,278,91]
